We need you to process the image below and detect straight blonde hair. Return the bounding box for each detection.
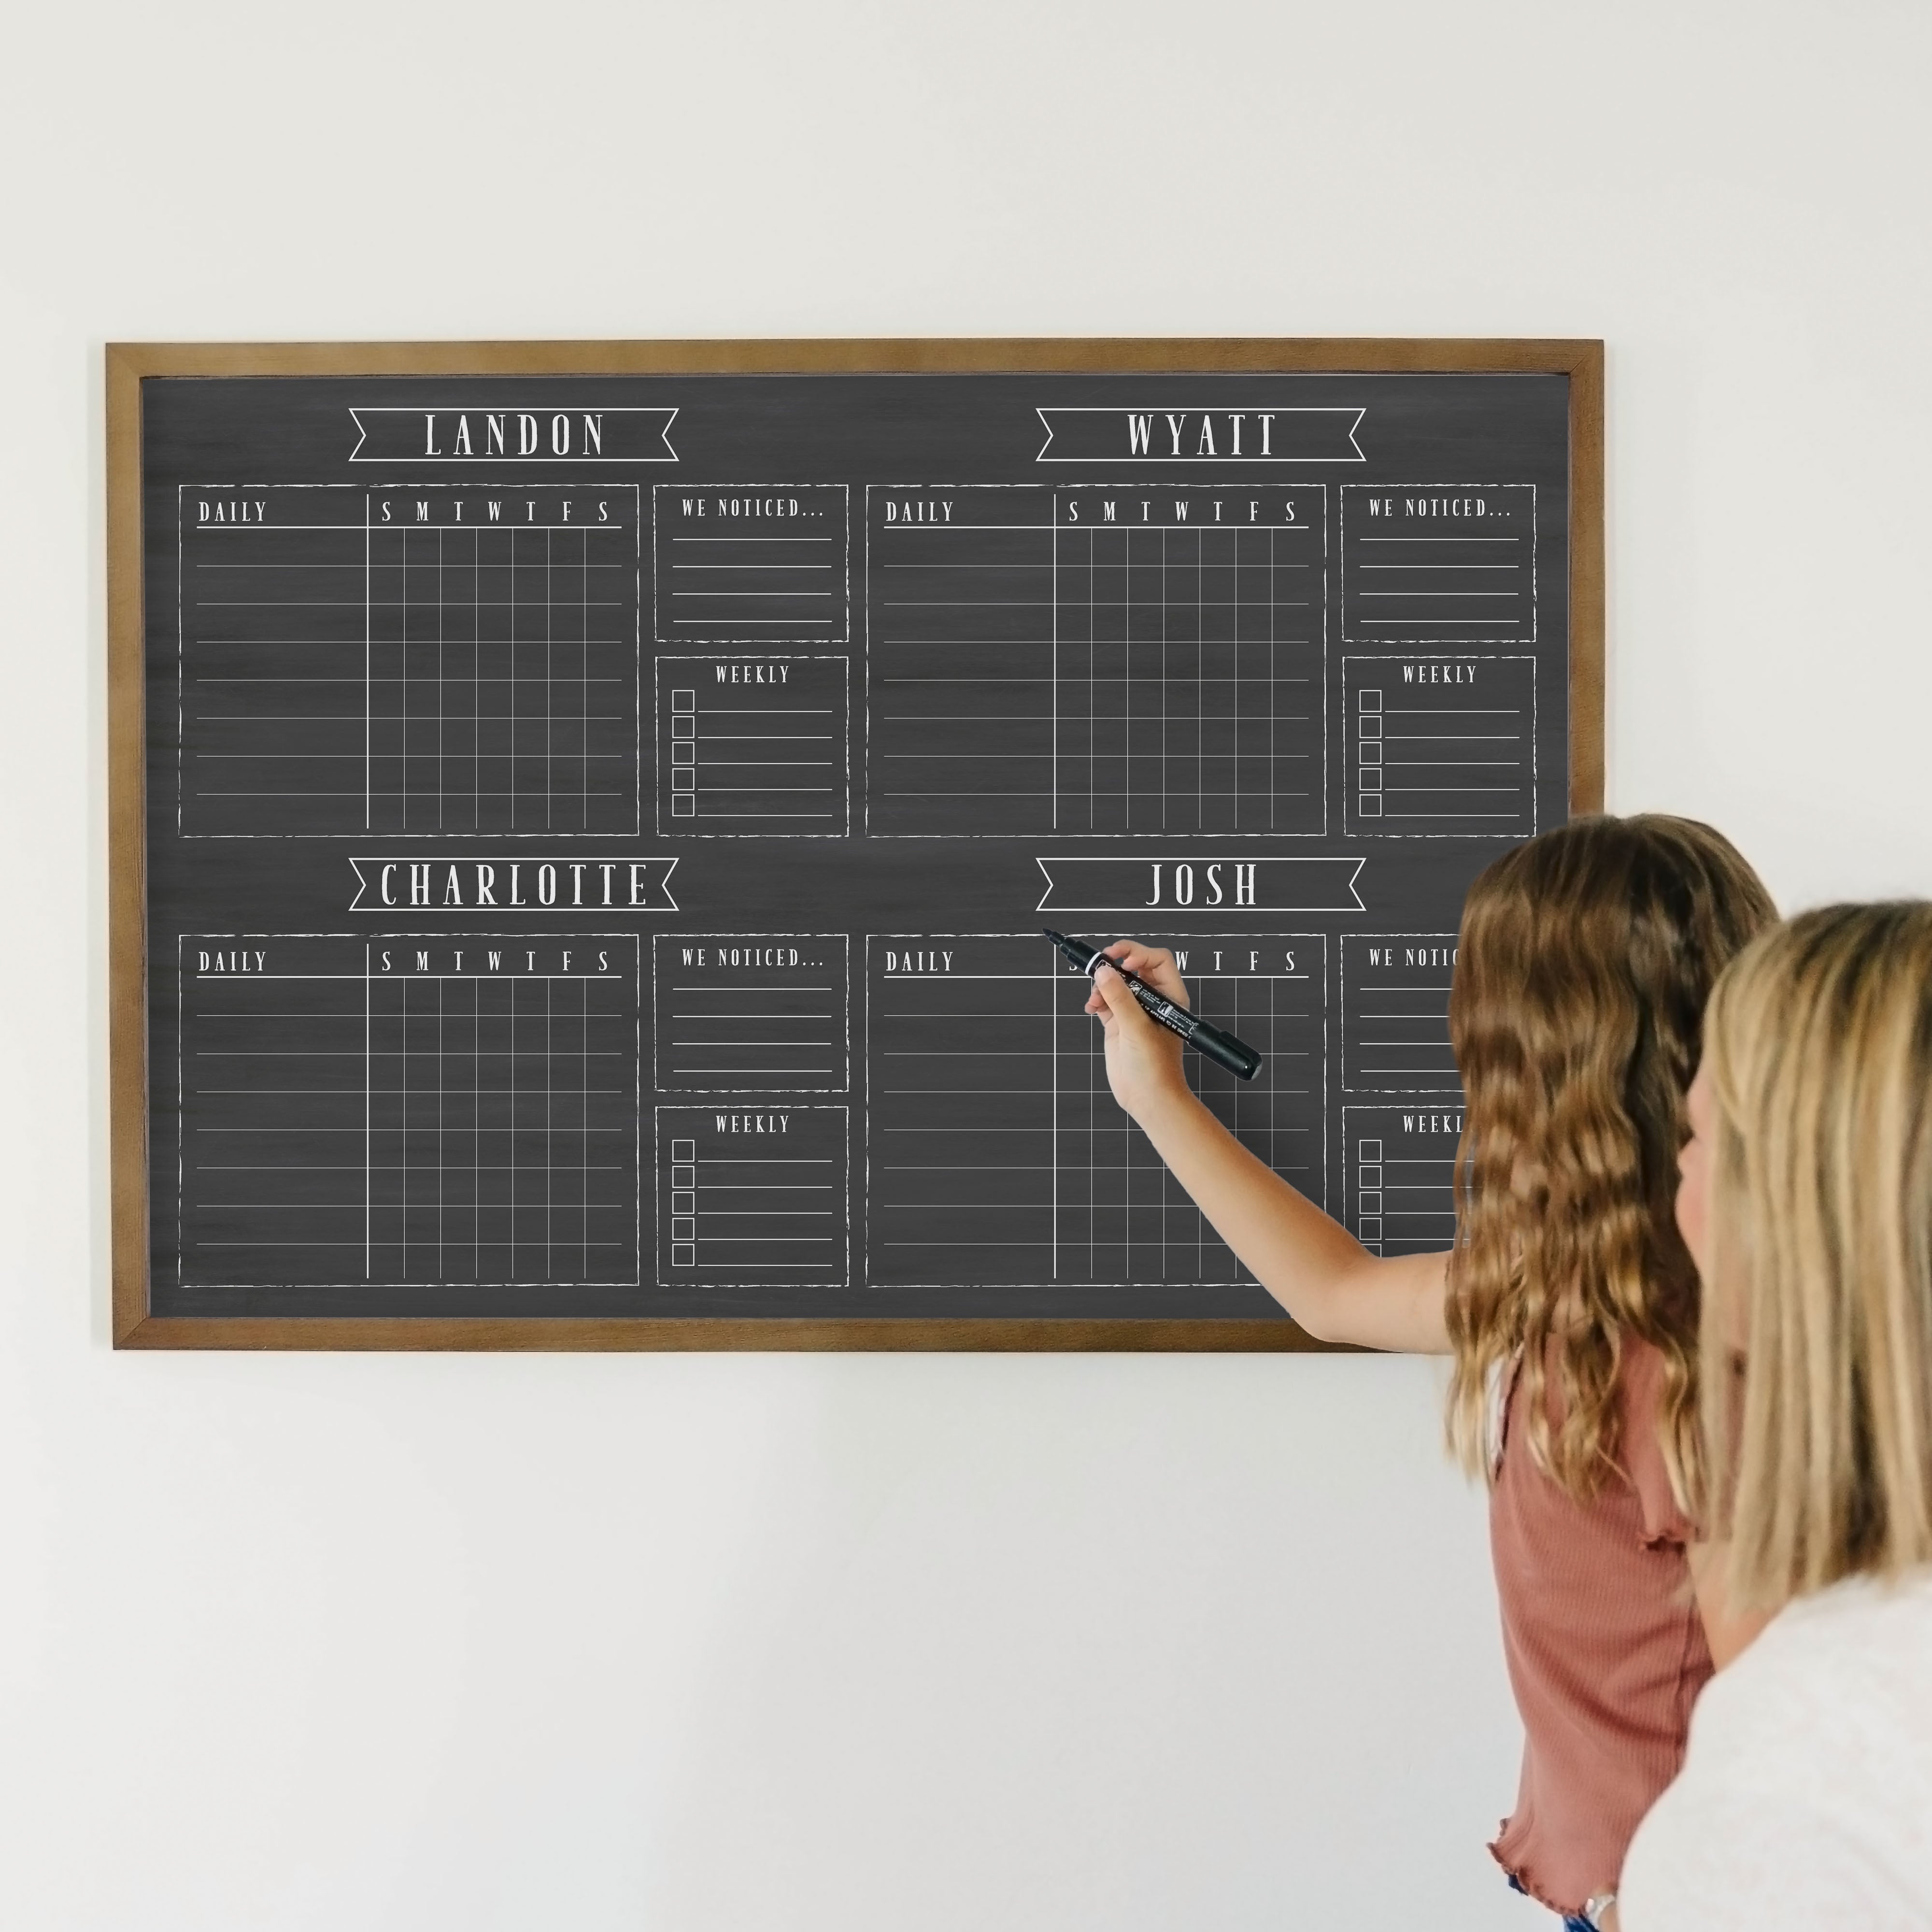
[1446,815,1776,1504]
[1702,903,1932,1609]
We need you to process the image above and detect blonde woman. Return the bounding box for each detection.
[1087,815,1775,1929]
[1621,903,1932,1930]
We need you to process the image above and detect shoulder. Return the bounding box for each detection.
[1730,1570,1932,1724]
[1614,1332,1675,1425]
[1613,1337,1691,1545]
[1623,1573,1932,1929]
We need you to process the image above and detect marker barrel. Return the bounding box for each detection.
[1142,990,1264,1081]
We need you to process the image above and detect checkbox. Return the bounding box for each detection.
[671,768,696,791]
[1359,767,1382,791]
[671,742,695,765]
[1358,714,1382,740]
[1358,1190,1383,1214]
[1360,1163,1382,1187]
[671,689,696,713]
[1360,1141,1383,1161]
[672,1165,695,1189]
[672,1243,696,1268]
[1359,740,1382,766]
[671,716,696,740]
[1359,794,1383,816]
[672,1217,695,1240]
[672,795,696,816]
[1359,689,1383,713]
[672,1191,695,1214]
[1360,1216,1383,1241]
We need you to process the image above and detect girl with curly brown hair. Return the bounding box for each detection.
[1086,814,1775,1931]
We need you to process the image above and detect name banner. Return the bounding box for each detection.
[1035,855,1365,914]
[348,406,679,464]
[1035,406,1365,465]
[349,856,680,912]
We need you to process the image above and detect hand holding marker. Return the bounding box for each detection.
[1044,930,1264,1082]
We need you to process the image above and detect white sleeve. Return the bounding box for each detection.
[1622,1779,1928,1932]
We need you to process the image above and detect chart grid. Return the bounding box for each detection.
[865,485,1327,837]
[179,485,641,837]
[867,934,1325,1286]
[177,934,641,1287]
[1050,487,1326,836]
[864,485,1056,836]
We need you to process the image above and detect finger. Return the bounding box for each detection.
[1101,942,1188,1007]
[1086,971,1120,1025]
[1098,943,1164,988]
[1102,939,1171,975]
[1092,961,1157,1032]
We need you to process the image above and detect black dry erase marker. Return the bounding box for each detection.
[1043,929,1264,1082]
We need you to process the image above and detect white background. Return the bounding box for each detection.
[2,3,1928,1927]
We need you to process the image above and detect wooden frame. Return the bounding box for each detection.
[108,337,1604,1350]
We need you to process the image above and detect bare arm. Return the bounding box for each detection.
[1087,943,1450,1353]
[1687,1542,1776,1670]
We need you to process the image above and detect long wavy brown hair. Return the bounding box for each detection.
[1444,814,1776,1507]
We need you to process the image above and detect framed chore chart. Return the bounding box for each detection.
[107,340,1603,1350]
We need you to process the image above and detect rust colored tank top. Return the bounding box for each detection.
[1488,1338,1712,1917]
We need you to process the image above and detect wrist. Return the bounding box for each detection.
[1128,1062,1203,1124]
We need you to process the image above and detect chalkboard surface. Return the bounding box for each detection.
[107,341,1603,1348]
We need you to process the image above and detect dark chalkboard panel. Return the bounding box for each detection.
[107,340,1603,1349]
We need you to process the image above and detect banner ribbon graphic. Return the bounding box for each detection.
[1036,856,1365,914]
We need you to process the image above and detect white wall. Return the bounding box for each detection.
[2,3,1928,1926]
